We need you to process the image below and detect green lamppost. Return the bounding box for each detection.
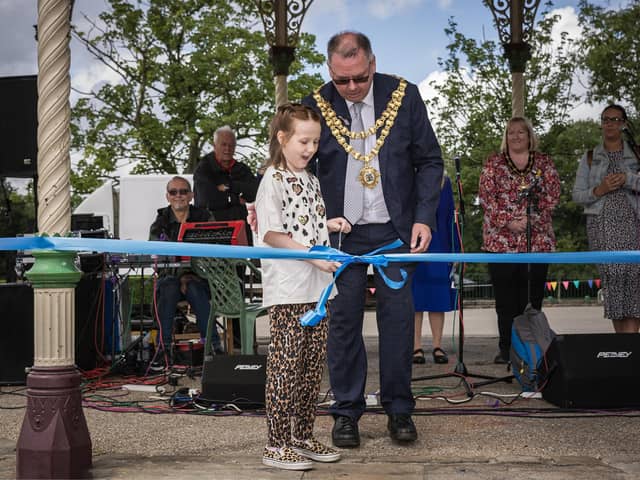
[256,0,314,107]
[16,1,91,478]
[485,0,542,117]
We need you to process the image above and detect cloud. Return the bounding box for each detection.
[417,6,606,123]
[367,0,425,19]
[0,1,37,76]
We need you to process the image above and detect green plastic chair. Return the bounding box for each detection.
[192,257,267,356]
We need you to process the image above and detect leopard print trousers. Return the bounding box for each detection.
[266,302,329,447]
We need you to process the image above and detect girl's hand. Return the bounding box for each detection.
[309,259,341,273]
[327,217,351,234]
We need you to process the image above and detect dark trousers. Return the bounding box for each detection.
[328,222,416,420]
[488,262,548,355]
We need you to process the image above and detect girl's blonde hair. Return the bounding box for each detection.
[268,103,321,169]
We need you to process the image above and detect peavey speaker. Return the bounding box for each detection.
[200,355,266,409]
[541,333,640,409]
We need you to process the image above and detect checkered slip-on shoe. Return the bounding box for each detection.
[291,437,342,463]
[262,446,313,471]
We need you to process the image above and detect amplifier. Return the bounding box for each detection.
[541,333,640,409]
[200,355,266,409]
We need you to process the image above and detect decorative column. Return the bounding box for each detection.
[16,0,92,478]
[485,0,541,117]
[256,0,314,108]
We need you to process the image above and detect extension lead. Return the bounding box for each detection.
[122,384,166,394]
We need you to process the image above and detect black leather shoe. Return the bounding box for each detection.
[387,414,417,443]
[332,416,360,448]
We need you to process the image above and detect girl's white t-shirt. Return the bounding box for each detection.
[255,165,337,308]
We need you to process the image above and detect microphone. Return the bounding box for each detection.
[518,169,542,200]
[454,156,461,180]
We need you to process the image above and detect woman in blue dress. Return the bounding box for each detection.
[412,174,460,364]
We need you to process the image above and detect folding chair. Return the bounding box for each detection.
[192,257,267,356]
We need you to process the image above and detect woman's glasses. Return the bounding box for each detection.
[601,116,625,124]
[167,188,190,196]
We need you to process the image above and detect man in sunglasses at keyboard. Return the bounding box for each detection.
[301,31,443,448]
[149,176,225,365]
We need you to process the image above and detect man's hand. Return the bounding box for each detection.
[246,202,257,232]
[410,223,431,253]
[327,217,351,234]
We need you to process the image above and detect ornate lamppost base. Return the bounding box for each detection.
[16,366,91,479]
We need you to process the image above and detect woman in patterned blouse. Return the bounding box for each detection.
[479,117,561,364]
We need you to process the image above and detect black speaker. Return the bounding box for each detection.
[541,333,640,409]
[74,274,104,371]
[0,75,37,178]
[0,284,34,385]
[0,279,108,382]
[200,355,266,408]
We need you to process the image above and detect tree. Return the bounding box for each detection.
[71,0,324,194]
[578,0,640,115]
[0,181,36,281]
[424,9,583,278]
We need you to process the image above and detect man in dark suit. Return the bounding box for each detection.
[302,31,443,447]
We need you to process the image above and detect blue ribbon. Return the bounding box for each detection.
[300,239,407,327]
[5,236,640,265]
[6,235,640,327]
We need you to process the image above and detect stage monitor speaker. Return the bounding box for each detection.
[0,279,107,382]
[0,284,34,385]
[541,333,640,409]
[201,355,266,409]
[0,75,37,178]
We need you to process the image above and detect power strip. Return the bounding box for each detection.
[122,384,166,394]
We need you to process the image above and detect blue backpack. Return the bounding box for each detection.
[510,305,556,392]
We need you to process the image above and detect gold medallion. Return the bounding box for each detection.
[358,165,380,188]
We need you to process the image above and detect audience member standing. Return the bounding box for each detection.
[193,126,259,223]
[572,104,640,333]
[479,117,560,364]
[412,174,460,365]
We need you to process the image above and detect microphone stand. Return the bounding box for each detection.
[412,157,513,397]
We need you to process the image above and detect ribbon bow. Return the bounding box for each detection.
[300,239,407,327]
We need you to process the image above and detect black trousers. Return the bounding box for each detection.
[488,262,548,355]
[327,222,416,420]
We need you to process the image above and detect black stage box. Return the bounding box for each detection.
[0,75,37,177]
[541,333,640,409]
[0,277,105,383]
[201,355,266,409]
[0,284,34,384]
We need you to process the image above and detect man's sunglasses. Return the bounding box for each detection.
[331,74,370,86]
[167,188,190,196]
